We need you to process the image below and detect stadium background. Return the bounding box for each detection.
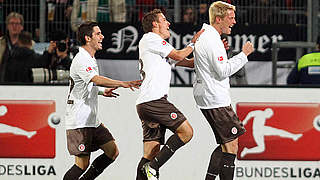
[0,0,319,85]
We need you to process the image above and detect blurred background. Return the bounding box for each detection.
[0,0,319,86]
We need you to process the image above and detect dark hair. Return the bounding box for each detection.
[50,30,67,41]
[142,9,162,33]
[77,21,99,46]
[18,31,32,46]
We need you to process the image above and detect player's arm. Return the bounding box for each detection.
[167,29,204,61]
[91,75,141,91]
[209,41,253,80]
[175,57,194,68]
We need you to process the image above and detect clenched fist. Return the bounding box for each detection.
[242,42,254,56]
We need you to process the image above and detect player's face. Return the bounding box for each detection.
[221,9,236,35]
[90,26,104,50]
[157,13,171,39]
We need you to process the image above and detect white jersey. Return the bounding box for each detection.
[193,23,248,109]
[65,47,101,129]
[136,32,174,105]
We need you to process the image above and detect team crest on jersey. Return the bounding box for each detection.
[170,112,178,120]
[78,144,86,151]
[162,40,167,45]
[231,127,238,134]
[218,56,224,61]
[86,67,93,73]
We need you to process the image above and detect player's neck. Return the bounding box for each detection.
[212,24,222,35]
[82,45,96,58]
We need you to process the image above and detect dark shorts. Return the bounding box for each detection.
[66,123,114,156]
[136,96,186,144]
[201,105,246,144]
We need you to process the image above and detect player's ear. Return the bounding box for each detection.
[152,21,158,28]
[85,35,91,42]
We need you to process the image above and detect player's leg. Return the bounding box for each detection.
[64,128,92,180]
[205,145,223,180]
[63,155,89,180]
[218,105,244,180]
[201,109,224,180]
[137,141,160,180]
[220,139,238,180]
[201,106,245,180]
[136,97,191,179]
[136,157,150,180]
[80,140,119,180]
[148,120,193,171]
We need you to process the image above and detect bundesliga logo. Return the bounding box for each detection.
[0,100,57,158]
[236,102,320,161]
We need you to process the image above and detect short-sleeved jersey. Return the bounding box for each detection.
[193,24,248,109]
[136,32,174,105]
[65,47,100,129]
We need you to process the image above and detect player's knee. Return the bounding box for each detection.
[144,142,160,159]
[112,148,119,160]
[177,124,193,143]
[184,125,193,143]
[224,139,238,154]
[110,146,119,160]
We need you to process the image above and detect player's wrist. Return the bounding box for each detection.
[187,42,195,50]
[98,87,105,95]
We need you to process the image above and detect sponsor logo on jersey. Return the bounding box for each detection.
[162,40,167,45]
[0,100,56,158]
[86,67,93,73]
[237,102,320,161]
[218,56,224,61]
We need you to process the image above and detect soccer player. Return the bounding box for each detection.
[63,21,141,180]
[193,1,254,180]
[135,9,204,180]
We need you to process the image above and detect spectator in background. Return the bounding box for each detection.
[4,31,49,83]
[135,0,169,22]
[42,30,75,71]
[70,0,126,32]
[287,37,320,85]
[197,1,209,25]
[0,12,24,82]
[47,0,73,38]
[182,7,196,25]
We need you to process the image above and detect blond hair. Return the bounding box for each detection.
[6,12,24,26]
[209,1,235,25]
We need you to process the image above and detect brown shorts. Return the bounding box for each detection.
[201,105,245,144]
[136,96,186,144]
[66,123,114,156]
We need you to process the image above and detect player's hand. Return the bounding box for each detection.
[102,88,119,98]
[222,38,229,50]
[122,80,142,91]
[242,41,254,56]
[191,29,205,43]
